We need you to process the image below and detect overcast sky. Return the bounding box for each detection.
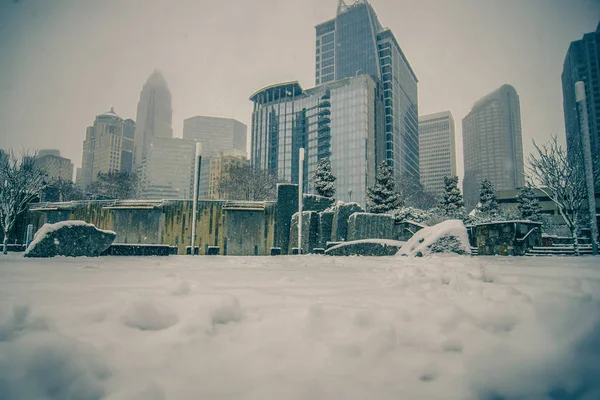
[1,0,599,180]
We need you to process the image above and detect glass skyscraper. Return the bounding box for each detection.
[315,0,419,181]
[462,85,525,210]
[562,22,600,180]
[250,75,385,205]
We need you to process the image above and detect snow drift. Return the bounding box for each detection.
[397,219,471,257]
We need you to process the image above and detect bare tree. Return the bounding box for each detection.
[527,136,587,255]
[87,171,140,199]
[217,164,277,201]
[0,151,45,254]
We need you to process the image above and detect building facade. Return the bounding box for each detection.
[183,116,247,197]
[315,0,419,181]
[250,75,385,205]
[462,85,525,210]
[133,70,173,170]
[562,22,600,180]
[418,111,456,197]
[208,149,248,199]
[141,137,196,200]
[34,151,74,182]
[76,108,135,190]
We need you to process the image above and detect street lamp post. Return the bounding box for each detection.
[298,148,305,254]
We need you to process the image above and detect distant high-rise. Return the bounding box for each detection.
[141,137,196,200]
[133,70,173,170]
[208,149,248,199]
[34,150,74,182]
[462,85,525,210]
[419,112,456,197]
[562,22,600,179]
[315,0,419,181]
[76,108,135,189]
[183,116,247,197]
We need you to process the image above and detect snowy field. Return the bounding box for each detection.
[1,254,599,400]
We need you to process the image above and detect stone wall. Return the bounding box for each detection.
[347,213,395,241]
[468,221,543,256]
[26,199,276,256]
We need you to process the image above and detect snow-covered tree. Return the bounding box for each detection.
[367,161,401,213]
[478,179,499,215]
[312,158,336,198]
[527,136,587,255]
[440,176,465,218]
[516,185,542,221]
[0,151,45,254]
[396,174,438,210]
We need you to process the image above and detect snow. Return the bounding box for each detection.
[397,219,471,257]
[0,254,599,399]
[24,220,116,256]
[327,238,405,251]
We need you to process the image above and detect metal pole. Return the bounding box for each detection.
[298,148,305,254]
[575,81,599,255]
[191,143,202,255]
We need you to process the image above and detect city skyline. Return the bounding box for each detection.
[1,0,599,183]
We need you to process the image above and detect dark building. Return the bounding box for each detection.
[562,21,600,181]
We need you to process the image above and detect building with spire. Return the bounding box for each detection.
[462,85,525,210]
[315,0,419,181]
[76,108,135,189]
[133,70,173,170]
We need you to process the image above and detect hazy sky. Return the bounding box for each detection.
[1,0,599,180]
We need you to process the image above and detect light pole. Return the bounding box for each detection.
[298,148,305,254]
[190,143,202,256]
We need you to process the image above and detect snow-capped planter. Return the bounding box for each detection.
[325,239,405,256]
[24,221,116,258]
[397,219,470,257]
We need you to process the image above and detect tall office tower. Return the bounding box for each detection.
[183,116,247,197]
[250,75,385,205]
[418,112,456,197]
[315,0,419,181]
[208,149,249,199]
[462,85,525,210]
[141,137,197,200]
[562,22,600,181]
[133,70,173,170]
[76,108,135,190]
[34,150,74,182]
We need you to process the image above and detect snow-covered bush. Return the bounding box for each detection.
[397,219,471,257]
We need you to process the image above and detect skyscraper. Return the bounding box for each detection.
[562,22,600,178]
[315,0,419,181]
[250,75,385,205]
[183,116,247,197]
[141,137,196,200]
[133,70,173,170]
[462,85,525,210]
[418,112,456,197]
[76,108,135,190]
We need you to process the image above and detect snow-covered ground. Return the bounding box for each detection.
[1,254,599,400]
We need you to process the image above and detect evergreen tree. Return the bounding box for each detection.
[312,157,336,198]
[478,179,499,215]
[517,185,542,221]
[367,161,402,213]
[440,176,465,218]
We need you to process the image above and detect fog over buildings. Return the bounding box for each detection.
[0,0,599,191]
